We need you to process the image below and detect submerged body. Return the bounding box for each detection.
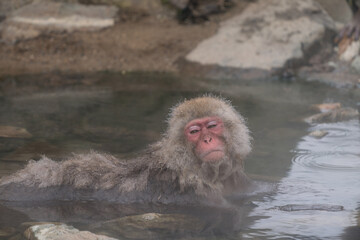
[0,96,252,204]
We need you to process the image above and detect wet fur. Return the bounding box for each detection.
[0,96,251,204]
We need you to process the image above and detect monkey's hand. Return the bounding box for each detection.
[337,10,360,41]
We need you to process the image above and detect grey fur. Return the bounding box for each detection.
[0,96,251,204]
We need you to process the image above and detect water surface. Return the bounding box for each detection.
[0,72,359,239]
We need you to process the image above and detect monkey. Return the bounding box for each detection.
[0,96,252,205]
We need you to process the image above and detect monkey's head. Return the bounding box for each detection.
[156,96,252,197]
[165,96,251,165]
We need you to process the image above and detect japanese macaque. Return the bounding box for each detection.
[0,96,252,204]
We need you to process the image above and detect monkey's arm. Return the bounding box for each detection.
[0,157,62,188]
[0,156,64,201]
[0,152,130,201]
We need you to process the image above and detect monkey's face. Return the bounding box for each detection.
[184,116,226,163]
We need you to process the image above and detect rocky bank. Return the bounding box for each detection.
[0,0,359,87]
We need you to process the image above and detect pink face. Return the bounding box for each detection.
[184,116,225,163]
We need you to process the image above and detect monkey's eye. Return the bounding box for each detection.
[190,129,200,134]
[207,121,218,129]
[188,126,200,134]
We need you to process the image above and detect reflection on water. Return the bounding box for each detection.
[0,72,359,239]
[245,120,360,239]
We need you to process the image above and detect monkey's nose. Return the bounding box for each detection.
[204,136,212,143]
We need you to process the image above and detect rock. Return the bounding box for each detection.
[351,55,360,73]
[186,0,335,71]
[312,102,341,112]
[0,2,118,43]
[169,0,189,9]
[169,0,232,21]
[305,107,359,123]
[327,61,337,68]
[24,223,117,240]
[278,204,344,212]
[21,222,62,231]
[338,38,360,62]
[79,0,164,12]
[76,0,172,19]
[0,0,32,18]
[91,213,206,239]
[315,0,352,24]
[309,130,328,138]
[0,126,32,138]
[298,66,360,88]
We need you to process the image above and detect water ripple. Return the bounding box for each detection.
[293,120,360,172]
[292,152,360,171]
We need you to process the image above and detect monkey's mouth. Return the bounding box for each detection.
[201,149,225,162]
